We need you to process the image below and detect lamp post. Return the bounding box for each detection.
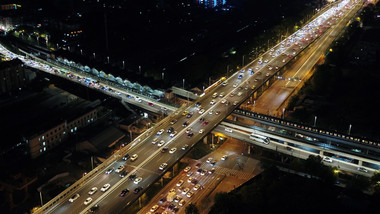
[348,124,352,135]
[162,72,164,80]
[93,52,96,59]
[39,191,43,206]
[107,56,110,64]
[242,55,245,67]
[282,108,285,119]
[122,60,125,69]
[226,65,230,78]
[313,116,317,127]
[182,79,185,89]
[80,49,83,55]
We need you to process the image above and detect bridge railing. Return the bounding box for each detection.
[233,109,380,148]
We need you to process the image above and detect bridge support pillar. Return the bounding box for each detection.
[319,150,324,156]
[358,160,363,166]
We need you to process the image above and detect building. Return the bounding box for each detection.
[0,86,101,159]
[198,0,227,8]
[0,58,26,95]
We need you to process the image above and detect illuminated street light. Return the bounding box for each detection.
[93,52,96,59]
[183,79,185,89]
[314,116,317,127]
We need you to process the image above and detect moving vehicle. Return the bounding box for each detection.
[88,187,97,195]
[249,133,270,144]
[130,154,138,161]
[69,194,80,202]
[119,188,129,197]
[101,184,111,192]
[115,165,124,173]
[159,163,168,170]
[84,197,92,205]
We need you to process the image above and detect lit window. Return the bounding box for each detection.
[43,147,46,151]
[40,149,42,153]
[88,120,90,123]
[74,127,77,131]
[63,131,66,135]
[43,142,45,146]
[42,136,45,140]
[71,129,73,133]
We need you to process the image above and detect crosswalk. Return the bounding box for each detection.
[214,165,254,180]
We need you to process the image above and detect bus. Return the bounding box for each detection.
[249,133,270,144]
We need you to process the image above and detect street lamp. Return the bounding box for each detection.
[107,56,110,64]
[122,60,125,69]
[182,79,185,89]
[93,52,96,59]
[80,49,83,55]
[162,72,164,80]
[242,55,245,67]
[348,124,352,135]
[313,116,317,127]
[226,65,230,78]
[282,108,285,119]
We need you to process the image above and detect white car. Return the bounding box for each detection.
[169,148,177,154]
[130,154,138,161]
[193,184,201,191]
[101,183,111,192]
[134,177,143,184]
[115,165,124,173]
[322,157,333,163]
[182,187,190,195]
[152,138,159,144]
[233,101,239,106]
[198,109,205,114]
[222,81,228,86]
[184,166,191,172]
[177,180,184,186]
[88,187,97,195]
[179,199,186,206]
[157,140,165,147]
[237,92,243,96]
[221,155,228,161]
[221,99,227,104]
[156,129,165,135]
[209,110,213,115]
[84,197,92,205]
[206,157,213,163]
[212,92,218,98]
[219,92,225,97]
[150,205,159,212]
[69,193,80,203]
[232,83,238,88]
[186,192,194,198]
[170,131,177,138]
[159,163,168,170]
[210,99,216,105]
[199,129,204,134]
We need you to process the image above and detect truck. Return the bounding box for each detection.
[167,192,176,202]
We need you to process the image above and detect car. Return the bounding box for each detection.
[206,157,213,163]
[222,81,228,86]
[232,83,238,88]
[120,171,128,178]
[195,163,201,168]
[209,168,215,174]
[201,170,207,175]
[157,140,165,147]
[115,165,124,173]
[182,187,190,194]
[196,168,203,174]
[198,108,205,114]
[193,184,201,191]
[357,167,368,173]
[199,129,204,134]
[221,155,228,161]
[186,192,194,198]
[219,92,225,97]
[187,171,193,177]
[119,188,129,197]
[159,163,168,171]
[233,101,239,106]
[101,183,111,192]
[167,127,174,133]
[134,177,142,184]
[266,73,270,77]
[122,154,130,161]
[182,110,189,116]
[187,177,194,183]
[187,132,194,138]
[169,147,177,154]
[210,160,217,166]
[184,166,191,172]
[322,157,333,163]
[169,131,177,138]
[215,111,221,115]
[150,205,159,212]
[152,138,159,144]
[199,117,205,122]
[237,92,243,96]
[130,154,138,161]
[182,144,189,150]
[128,173,137,180]
[169,188,176,193]
[264,59,268,63]
[185,127,192,133]
[210,99,216,105]
[148,102,154,106]
[238,74,243,79]
[88,187,98,195]
[225,128,233,133]
[182,121,190,127]
[88,205,99,213]
[174,195,182,203]
[177,180,184,186]
[179,199,186,206]
[186,113,193,118]
[212,92,218,98]
[84,197,93,205]
[161,146,169,153]
[230,93,235,97]
[105,168,114,174]
[134,186,143,194]
[159,198,167,204]
[69,193,80,202]
[221,99,227,104]
[170,119,177,124]
[157,129,165,135]
[202,121,209,126]
[195,102,201,107]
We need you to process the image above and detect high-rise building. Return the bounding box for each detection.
[0,58,26,95]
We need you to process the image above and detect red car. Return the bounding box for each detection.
[148,102,154,106]
[202,121,209,126]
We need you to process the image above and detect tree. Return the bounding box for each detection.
[185,203,199,214]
